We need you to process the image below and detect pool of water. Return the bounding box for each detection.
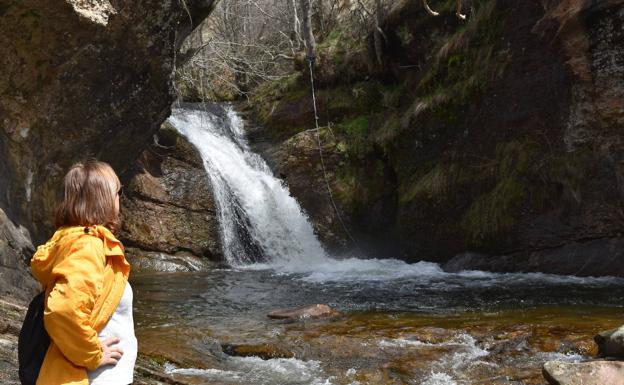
[131,263,624,385]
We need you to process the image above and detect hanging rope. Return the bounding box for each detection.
[306,57,365,256]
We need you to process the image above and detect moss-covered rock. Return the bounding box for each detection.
[246,0,624,268]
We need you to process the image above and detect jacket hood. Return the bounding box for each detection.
[31,225,125,288]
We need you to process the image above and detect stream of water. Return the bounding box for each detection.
[132,104,624,385]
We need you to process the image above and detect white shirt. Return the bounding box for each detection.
[88,281,137,385]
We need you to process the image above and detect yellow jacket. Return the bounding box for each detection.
[31,225,131,385]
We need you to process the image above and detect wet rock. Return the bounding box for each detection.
[251,128,352,252]
[267,304,339,320]
[120,122,222,268]
[595,325,624,358]
[487,332,531,355]
[543,360,624,385]
[221,343,295,360]
[444,238,624,277]
[124,248,216,272]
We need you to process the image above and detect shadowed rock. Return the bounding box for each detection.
[595,325,624,358]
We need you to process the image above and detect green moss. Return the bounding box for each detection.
[460,139,536,244]
[250,73,303,125]
[416,0,509,112]
[343,116,369,136]
[317,81,381,115]
[336,115,372,160]
[401,163,463,203]
[461,175,526,243]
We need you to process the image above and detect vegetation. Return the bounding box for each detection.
[177,0,601,257]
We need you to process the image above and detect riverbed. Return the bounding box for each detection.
[131,263,624,385]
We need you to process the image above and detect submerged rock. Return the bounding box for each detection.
[595,326,624,358]
[543,360,624,385]
[267,304,339,320]
[221,343,295,360]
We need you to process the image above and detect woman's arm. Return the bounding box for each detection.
[44,236,105,370]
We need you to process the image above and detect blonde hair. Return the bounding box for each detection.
[55,160,121,232]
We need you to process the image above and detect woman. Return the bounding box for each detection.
[31,161,137,385]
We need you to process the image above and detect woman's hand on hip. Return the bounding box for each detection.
[98,336,124,367]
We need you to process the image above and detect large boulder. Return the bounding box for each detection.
[543,361,624,385]
[0,0,217,294]
[120,122,222,270]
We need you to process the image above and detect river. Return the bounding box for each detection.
[130,104,624,385]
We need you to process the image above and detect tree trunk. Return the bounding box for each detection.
[299,0,316,60]
[374,0,385,67]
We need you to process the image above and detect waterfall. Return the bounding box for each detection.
[168,104,329,267]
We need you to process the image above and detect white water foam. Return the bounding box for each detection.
[419,333,491,385]
[421,372,458,385]
[378,333,492,385]
[165,357,332,385]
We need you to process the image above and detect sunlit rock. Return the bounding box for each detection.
[221,343,295,360]
[543,360,624,385]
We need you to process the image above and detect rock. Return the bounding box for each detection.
[0,295,27,384]
[543,360,624,385]
[267,304,339,320]
[0,0,217,305]
[595,326,624,358]
[0,0,218,241]
[221,343,294,360]
[124,248,216,273]
[443,239,624,277]
[247,0,624,268]
[120,122,222,267]
[0,208,40,303]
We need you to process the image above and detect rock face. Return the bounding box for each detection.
[444,238,624,276]
[248,0,624,270]
[120,122,222,270]
[0,209,40,302]
[0,1,217,291]
[595,326,624,359]
[543,360,624,385]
